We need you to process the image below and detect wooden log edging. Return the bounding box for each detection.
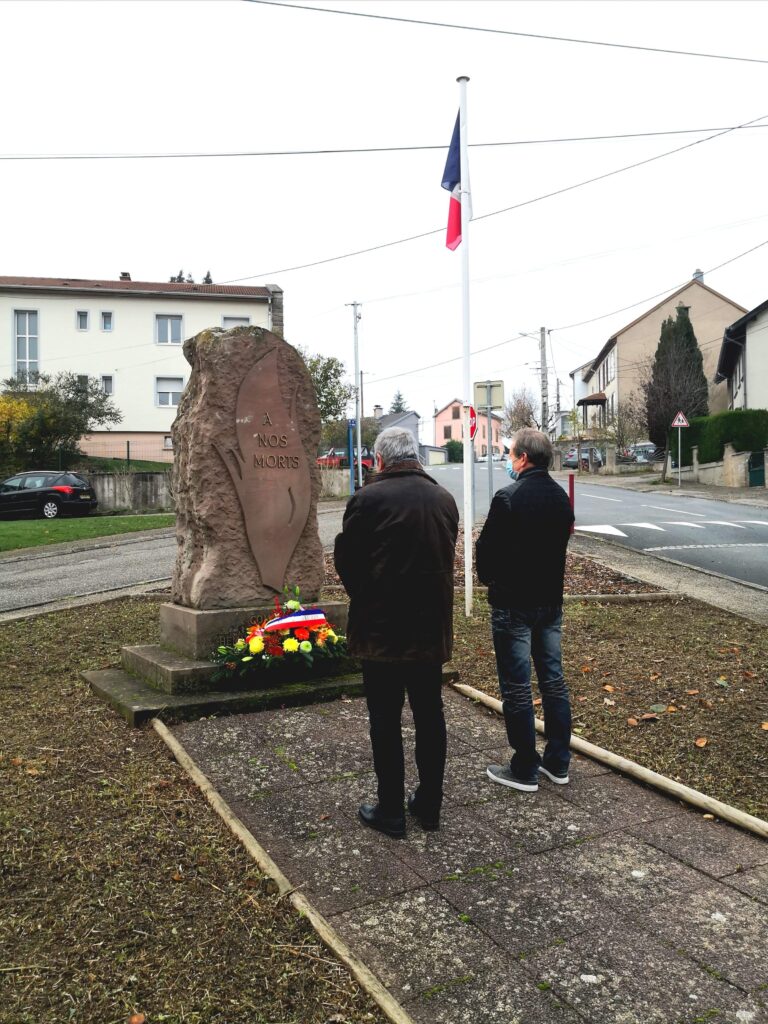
[151,719,417,1024]
[452,682,768,841]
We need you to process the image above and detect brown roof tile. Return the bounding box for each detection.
[0,275,271,298]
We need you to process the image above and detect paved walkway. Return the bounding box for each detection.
[173,689,768,1024]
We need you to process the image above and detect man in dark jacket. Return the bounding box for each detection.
[334,427,459,837]
[476,427,574,792]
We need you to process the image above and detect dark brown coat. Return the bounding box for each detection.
[333,467,459,663]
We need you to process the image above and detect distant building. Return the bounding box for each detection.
[716,298,768,410]
[569,273,745,435]
[434,398,503,458]
[0,273,283,461]
[375,409,420,447]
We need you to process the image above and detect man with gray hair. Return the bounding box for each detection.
[334,427,459,837]
[476,427,575,792]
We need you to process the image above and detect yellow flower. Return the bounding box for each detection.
[234,639,246,650]
[283,638,299,653]
[299,640,312,653]
[285,599,301,611]
[326,630,338,644]
[249,637,264,654]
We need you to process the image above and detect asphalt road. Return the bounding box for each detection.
[428,463,768,590]
[1,469,766,614]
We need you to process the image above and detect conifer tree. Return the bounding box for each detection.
[645,303,708,450]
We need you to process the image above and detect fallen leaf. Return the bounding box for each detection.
[10,756,24,767]
[649,703,667,713]
[699,698,714,710]
[743,671,756,679]
[602,684,615,693]
[715,676,729,688]
[171,871,184,882]
[129,1015,146,1024]
[319,813,331,821]
[649,672,660,681]
[761,723,768,731]
[603,698,616,707]
[640,713,660,722]
[694,737,708,748]
[627,717,639,727]
[685,689,699,695]
[576,695,588,702]
[25,766,41,776]
[702,813,715,820]
[667,705,678,713]
[581,666,594,674]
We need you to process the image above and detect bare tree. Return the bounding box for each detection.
[502,386,540,434]
[601,390,648,454]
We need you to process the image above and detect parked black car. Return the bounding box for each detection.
[0,471,98,519]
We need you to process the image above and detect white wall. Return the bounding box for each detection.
[2,291,270,431]
[746,309,768,410]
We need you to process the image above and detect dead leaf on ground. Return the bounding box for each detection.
[603,698,616,707]
[10,756,24,767]
[667,705,678,713]
[129,1015,146,1024]
[640,713,660,722]
[743,671,757,679]
[761,722,768,731]
[627,717,639,727]
[581,665,594,674]
[649,703,667,713]
[694,737,708,748]
[602,684,615,693]
[685,689,700,695]
[649,672,661,681]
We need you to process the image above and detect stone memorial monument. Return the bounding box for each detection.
[161,325,332,657]
[85,325,355,725]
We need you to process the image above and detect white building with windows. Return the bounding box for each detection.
[1,274,282,461]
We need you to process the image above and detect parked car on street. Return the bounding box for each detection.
[0,471,98,519]
[562,447,603,469]
[316,446,374,470]
[629,442,658,464]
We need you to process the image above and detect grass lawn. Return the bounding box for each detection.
[0,513,175,553]
[449,593,768,820]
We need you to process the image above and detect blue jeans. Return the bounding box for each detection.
[491,606,572,779]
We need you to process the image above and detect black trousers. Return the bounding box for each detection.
[362,659,446,817]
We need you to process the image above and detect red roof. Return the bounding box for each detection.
[0,275,272,298]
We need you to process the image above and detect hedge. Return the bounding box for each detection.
[672,409,768,466]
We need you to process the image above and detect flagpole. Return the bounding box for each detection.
[458,75,472,617]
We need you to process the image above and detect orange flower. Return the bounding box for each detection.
[295,628,310,641]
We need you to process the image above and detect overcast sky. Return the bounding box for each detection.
[3,0,768,442]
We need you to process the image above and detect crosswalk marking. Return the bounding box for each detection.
[644,542,768,552]
[737,520,768,526]
[574,525,628,537]
[698,521,746,528]
[642,504,707,516]
[659,521,705,528]
[616,522,665,531]
[580,492,622,502]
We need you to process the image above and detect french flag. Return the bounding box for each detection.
[263,608,328,632]
[441,113,462,250]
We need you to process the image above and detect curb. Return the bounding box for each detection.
[452,682,768,841]
[152,718,417,1024]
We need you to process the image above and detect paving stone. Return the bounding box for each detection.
[330,888,505,1001]
[434,857,617,958]
[406,956,584,1024]
[391,806,520,882]
[557,771,687,832]
[261,827,426,917]
[627,881,768,993]
[631,814,768,877]
[537,832,711,912]
[524,917,768,1024]
[467,786,596,854]
[721,863,768,906]
[226,771,375,844]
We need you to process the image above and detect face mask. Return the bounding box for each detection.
[505,459,518,480]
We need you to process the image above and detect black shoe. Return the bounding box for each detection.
[407,792,440,831]
[539,764,570,785]
[486,764,538,792]
[358,802,406,839]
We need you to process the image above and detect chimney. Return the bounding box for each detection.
[692,268,703,283]
[373,404,383,421]
[119,271,131,281]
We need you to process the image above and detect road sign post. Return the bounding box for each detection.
[347,418,356,494]
[671,411,689,488]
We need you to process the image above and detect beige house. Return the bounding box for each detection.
[572,273,746,432]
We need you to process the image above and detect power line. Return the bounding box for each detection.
[552,237,768,333]
[220,112,767,283]
[246,0,768,66]
[3,125,767,161]
[370,333,537,385]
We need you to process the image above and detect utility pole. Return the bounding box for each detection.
[347,302,363,488]
[539,326,549,438]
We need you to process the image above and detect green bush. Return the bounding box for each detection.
[443,440,463,463]
[672,409,768,466]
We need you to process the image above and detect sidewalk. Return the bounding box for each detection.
[172,689,768,1024]
[552,469,768,507]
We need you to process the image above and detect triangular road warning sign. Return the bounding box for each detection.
[671,411,689,428]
